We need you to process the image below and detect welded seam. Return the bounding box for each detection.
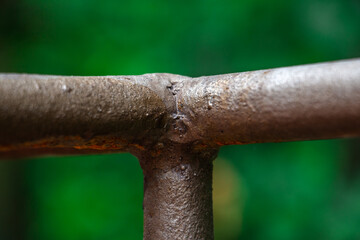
[166,80,189,140]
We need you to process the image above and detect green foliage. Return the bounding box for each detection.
[25,154,143,240]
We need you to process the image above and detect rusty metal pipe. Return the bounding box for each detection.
[0,73,185,156]
[176,59,360,146]
[136,143,217,240]
[1,59,360,239]
[1,59,359,155]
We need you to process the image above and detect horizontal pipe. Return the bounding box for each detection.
[0,73,183,156]
[0,59,359,157]
[178,59,360,145]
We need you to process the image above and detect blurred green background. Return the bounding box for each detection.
[1,0,360,239]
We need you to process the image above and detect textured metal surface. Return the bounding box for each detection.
[174,59,360,145]
[0,73,186,157]
[136,143,218,240]
[1,59,360,239]
[1,59,359,156]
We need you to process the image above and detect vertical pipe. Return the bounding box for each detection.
[137,143,218,240]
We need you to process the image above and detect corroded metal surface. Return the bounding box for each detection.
[136,142,218,240]
[1,59,360,156]
[1,59,360,239]
[175,59,360,145]
[0,73,187,156]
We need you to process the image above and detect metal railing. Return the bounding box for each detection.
[1,59,360,239]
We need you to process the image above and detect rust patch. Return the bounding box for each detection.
[0,135,129,153]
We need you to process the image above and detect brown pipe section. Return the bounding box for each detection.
[0,59,360,239]
[0,73,184,156]
[136,143,217,240]
[175,59,360,145]
[1,59,360,156]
